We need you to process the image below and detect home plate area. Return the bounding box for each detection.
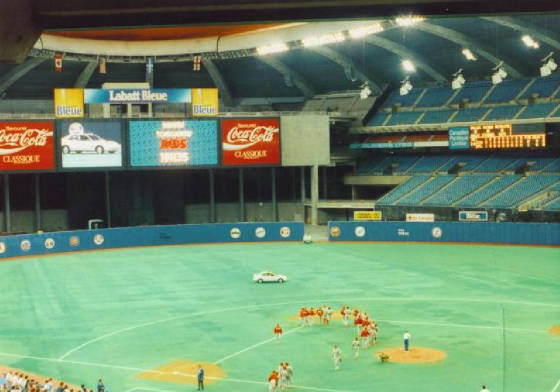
[135,360,226,385]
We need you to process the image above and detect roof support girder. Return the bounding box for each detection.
[201,58,234,107]
[481,16,560,52]
[74,61,97,88]
[414,22,523,78]
[258,56,315,98]
[365,35,447,83]
[0,57,47,97]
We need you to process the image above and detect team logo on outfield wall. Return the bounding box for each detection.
[44,238,55,249]
[0,242,6,254]
[255,227,266,238]
[354,226,366,238]
[280,227,291,238]
[20,240,31,251]
[93,234,104,245]
[330,226,341,238]
[431,227,442,238]
[69,236,80,247]
[230,227,241,239]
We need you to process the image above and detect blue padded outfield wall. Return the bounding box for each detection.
[328,221,560,246]
[0,222,304,259]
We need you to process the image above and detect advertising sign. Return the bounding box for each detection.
[221,118,280,166]
[0,122,54,171]
[129,119,218,167]
[405,213,435,222]
[58,120,123,168]
[84,89,191,104]
[192,88,219,117]
[448,127,470,149]
[353,211,382,221]
[459,210,488,222]
[54,88,85,118]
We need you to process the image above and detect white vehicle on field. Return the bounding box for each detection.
[253,271,288,283]
[61,133,121,154]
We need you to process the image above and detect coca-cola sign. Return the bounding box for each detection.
[221,118,280,165]
[0,122,55,171]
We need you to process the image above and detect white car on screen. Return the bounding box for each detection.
[253,271,288,283]
[61,133,121,154]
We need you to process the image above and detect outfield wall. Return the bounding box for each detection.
[327,221,560,246]
[0,222,304,259]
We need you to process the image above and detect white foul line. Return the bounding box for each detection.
[551,378,560,392]
[213,326,303,364]
[0,351,351,392]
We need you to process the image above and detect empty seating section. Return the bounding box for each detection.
[457,175,521,207]
[387,111,422,126]
[520,75,560,99]
[396,175,455,205]
[367,112,390,126]
[475,157,516,172]
[385,155,421,173]
[541,158,560,172]
[544,197,560,210]
[526,157,558,171]
[532,184,560,209]
[485,105,521,121]
[451,81,492,104]
[382,89,423,108]
[407,155,452,173]
[416,88,454,107]
[423,174,494,206]
[485,79,529,103]
[439,155,485,171]
[452,107,487,123]
[483,175,560,207]
[419,110,455,124]
[518,102,558,119]
[376,175,430,204]
[356,157,387,174]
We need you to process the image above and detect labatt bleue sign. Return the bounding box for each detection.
[221,118,280,165]
[0,122,55,170]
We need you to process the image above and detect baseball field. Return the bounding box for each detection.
[0,242,558,392]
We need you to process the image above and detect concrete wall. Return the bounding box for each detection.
[185,202,304,223]
[0,209,69,233]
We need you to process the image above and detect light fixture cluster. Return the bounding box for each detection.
[540,52,557,77]
[451,69,466,90]
[256,43,290,55]
[302,32,346,47]
[400,77,413,96]
[360,82,372,99]
[491,62,508,85]
[349,23,384,39]
[401,59,416,73]
[395,15,425,27]
[462,48,477,61]
[522,35,540,49]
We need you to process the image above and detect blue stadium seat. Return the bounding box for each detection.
[485,105,521,121]
[376,175,430,204]
[451,81,492,104]
[520,75,560,99]
[407,155,453,173]
[517,103,558,119]
[419,110,455,124]
[386,111,422,126]
[474,157,516,172]
[483,174,560,207]
[452,107,488,123]
[457,175,522,207]
[396,175,455,205]
[485,79,529,103]
[423,174,494,206]
[367,112,390,126]
[382,89,423,108]
[543,197,560,210]
[439,155,485,171]
[416,87,454,108]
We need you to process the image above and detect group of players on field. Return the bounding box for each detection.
[267,305,379,390]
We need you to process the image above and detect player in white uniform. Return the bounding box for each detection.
[352,336,360,359]
[342,306,352,327]
[325,306,333,324]
[331,344,342,370]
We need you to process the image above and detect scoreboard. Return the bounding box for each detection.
[449,123,547,150]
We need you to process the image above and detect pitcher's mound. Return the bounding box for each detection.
[136,360,226,385]
[549,325,560,336]
[376,347,446,364]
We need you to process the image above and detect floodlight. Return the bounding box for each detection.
[400,78,413,95]
[522,35,540,49]
[401,59,416,73]
[451,69,465,90]
[349,23,384,39]
[302,32,345,47]
[395,15,425,27]
[462,48,477,61]
[257,43,289,56]
[540,52,557,77]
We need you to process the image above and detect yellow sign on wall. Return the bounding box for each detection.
[54,88,84,118]
[353,211,382,221]
[191,88,219,117]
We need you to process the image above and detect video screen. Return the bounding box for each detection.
[129,119,218,167]
[59,120,123,168]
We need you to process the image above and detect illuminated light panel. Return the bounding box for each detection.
[348,23,384,39]
[256,43,289,55]
[469,124,546,149]
[521,35,540,49]
[302,32,345,47]
[401,59,416,73]
[462,48,477,61]
[395,15,425,27]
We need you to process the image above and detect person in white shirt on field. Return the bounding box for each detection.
[404,330,411,352]
[480,385,490,392]
[352,337,360,359]
[331,344,342,370]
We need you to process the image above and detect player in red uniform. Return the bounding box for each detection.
[268,370,278,392]
[299,307,309,327]
[308,307,316,326]
[360,325,371,348]
[354,313,363,335]
[274,323,283,341]
[316,307,324,324]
